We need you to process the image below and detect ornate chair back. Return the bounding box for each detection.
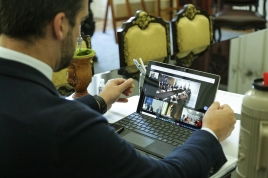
[117,10,171,70]
[170,4,213,67]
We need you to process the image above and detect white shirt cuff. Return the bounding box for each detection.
[201,128,218,140]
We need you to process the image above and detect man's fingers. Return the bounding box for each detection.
[118,78,134,92]
[209,101,220,110]
[111,78,127,84]
[220,104,232,111]
[112,78,133,85]
[117,98,128,103]
[122,90,131,96]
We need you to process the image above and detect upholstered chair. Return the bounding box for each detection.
[117,10,171,73]
[170,4,213,67]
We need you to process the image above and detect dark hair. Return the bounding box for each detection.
[0,0,84,42]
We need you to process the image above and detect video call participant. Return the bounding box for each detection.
[0,0,236,177]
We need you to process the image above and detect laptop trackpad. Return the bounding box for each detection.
[123,132,154,147]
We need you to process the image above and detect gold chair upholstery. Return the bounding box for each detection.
[52,68,74,96]
[117,10,171,72]
[170,4,213,67]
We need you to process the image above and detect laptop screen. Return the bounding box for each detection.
[137,61,220,130]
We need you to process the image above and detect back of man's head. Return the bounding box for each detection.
[0,0,84,43]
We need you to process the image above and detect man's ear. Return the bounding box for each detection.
[53,12,67,40]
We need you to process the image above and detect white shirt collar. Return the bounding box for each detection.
[0,46,53,80]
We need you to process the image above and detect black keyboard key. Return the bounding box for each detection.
[172,138,185,144]
[157,137,163,141]
[172,142,178,146]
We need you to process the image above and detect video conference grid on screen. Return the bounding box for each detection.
[141,64,217,130]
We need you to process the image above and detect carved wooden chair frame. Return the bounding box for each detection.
[170,4,213,67]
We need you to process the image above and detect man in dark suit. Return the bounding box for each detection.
[0,0,236,177]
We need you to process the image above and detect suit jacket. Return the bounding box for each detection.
[0,58,226,178]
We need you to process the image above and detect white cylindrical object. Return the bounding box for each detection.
[98,78,105,94]
[237,78,268,178]
[139,73,145,95]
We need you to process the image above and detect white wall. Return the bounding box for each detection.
[258,0,268,20]
[228,29,268,94]
[91,0,107,19]
[91,0,156,19]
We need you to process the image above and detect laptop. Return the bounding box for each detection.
[114,60,221,159]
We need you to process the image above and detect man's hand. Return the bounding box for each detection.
[202,101,236,142]
[99,78,135,110]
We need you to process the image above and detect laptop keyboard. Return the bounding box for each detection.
[114,112,194,147]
